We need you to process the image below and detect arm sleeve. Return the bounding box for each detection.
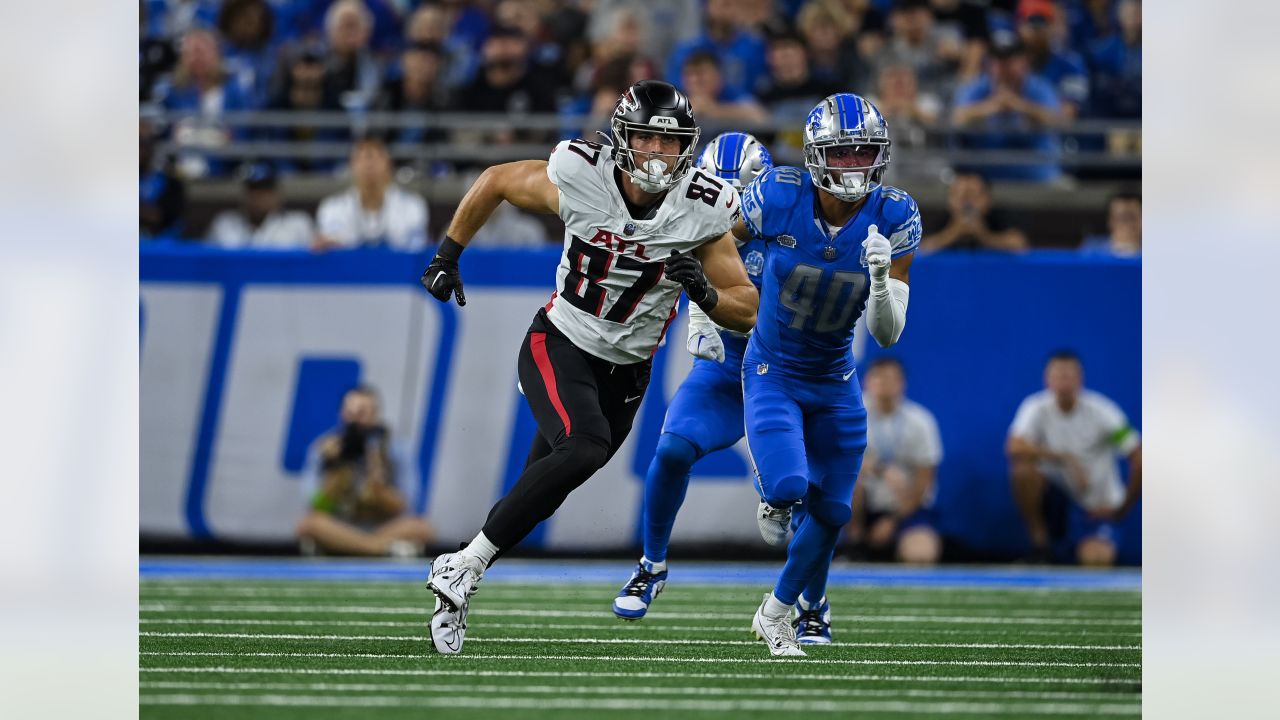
[1096,396,1141,454]
[1009,397,1042,441]
[865,277,909,348]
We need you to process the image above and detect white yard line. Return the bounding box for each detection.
[139,585,1140,606]
[140,666,1143,686]
[138,680,1136,703]
[140,650,1140,668]
[137,618,1140,637]
[138,603,1140,625]
[140,630,1139,651]
[138,693,1140,714]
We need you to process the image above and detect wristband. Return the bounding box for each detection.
[437,236,465,262]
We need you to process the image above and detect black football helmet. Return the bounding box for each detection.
[609,80,700,193]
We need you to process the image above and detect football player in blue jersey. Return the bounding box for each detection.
[613,132,774,620]
[738,94,921,656]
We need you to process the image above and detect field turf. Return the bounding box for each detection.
[139,558,1141,719]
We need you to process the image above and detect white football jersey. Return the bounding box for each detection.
[543,138,740,364]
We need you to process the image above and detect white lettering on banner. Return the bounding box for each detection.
[140,285,223,536]
[427,291,546,542]
[204,288,440,540]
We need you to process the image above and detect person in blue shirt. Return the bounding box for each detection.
[952,33,1065,182]
[612,132,774,621]
[666,0,767,101]
[739,94,921,655]
[1018,1,1089,119]
[1088,0,1141,119]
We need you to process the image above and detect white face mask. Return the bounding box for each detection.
[632,158,672,193]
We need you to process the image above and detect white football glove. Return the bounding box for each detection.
[686,306,725,363]
[863,223,892,282]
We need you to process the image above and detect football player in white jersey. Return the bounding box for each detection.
[417,80,759,654]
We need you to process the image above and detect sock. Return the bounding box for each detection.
[640,556,668,574]
[458,531,500,569]
[773,515,841,605]
[642,434,700,563]
[763,592,792,618]
[801,545,836,607]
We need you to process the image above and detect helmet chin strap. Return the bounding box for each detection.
[633,158,672,193]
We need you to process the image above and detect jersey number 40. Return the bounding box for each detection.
[780,264,868,333]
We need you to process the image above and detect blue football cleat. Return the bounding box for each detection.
[612,559,668,620]
[793,595,832,645]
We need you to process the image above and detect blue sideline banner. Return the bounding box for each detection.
[140,247,1141,562]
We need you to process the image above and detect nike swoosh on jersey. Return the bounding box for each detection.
[842,370,855,381]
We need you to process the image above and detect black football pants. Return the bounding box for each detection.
[480,309,651,556]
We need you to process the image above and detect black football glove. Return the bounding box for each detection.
[665,250,718,311]
[420,237,467,306]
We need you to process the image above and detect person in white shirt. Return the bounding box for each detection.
[208,163,315,249]
[848,357,944,564]
[315,136,429,251]
[1007,350,1142,566]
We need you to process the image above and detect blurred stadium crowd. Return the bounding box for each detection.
[140,0,1141,249]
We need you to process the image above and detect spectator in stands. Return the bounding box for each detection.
[263,46,346,175]
[874,0,962,102]
[794,0,867,91]
[589,0,696,74]
[847,357,945,565]
[870,62,942,141]
[314,136,429,251]
[217,0,278,107]
[296,385,434,557]
[1080,192,1141,257]
[375,42,451,147]
[152,28,254,177]
[680,51,768,125]
[322,0,382,110]
[1018,0,1089,120]
[666,0,767,101]
[1007,350,1142,566]
[405,3,478,89]
[139,119,187,241]
[1088,0,1141,119]
[952,32,1065,182]
[757,33,835,121]
[921,172,1028,252]
[580,53,660,139]
[208,163,315,249]
[458,26,558,116]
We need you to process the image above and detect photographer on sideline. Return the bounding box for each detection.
[296,385,433,556]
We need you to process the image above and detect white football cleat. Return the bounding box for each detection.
[752,594,806,657]
[428,592,468,654]
[427,552,484,612]
[756,500,793,547]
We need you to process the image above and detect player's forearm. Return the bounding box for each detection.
[705,284,757,333]
[444,168,506,246]
[866,277,909,347]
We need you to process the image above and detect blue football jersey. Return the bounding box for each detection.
[741,166,921,376]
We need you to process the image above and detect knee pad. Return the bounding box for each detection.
[808,498,852,528]
[653,433,700,473]
[769,475,808,505]
[560,434,611,475]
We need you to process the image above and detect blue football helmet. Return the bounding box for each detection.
[803,93,891,202]
[696,132,774,190]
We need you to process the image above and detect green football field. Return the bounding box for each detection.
[139,559,1141,719]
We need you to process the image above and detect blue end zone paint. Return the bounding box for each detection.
[183,283,242,539]
[282,357,361,473]
[414,296,458,516]
[139,557,1141,591]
